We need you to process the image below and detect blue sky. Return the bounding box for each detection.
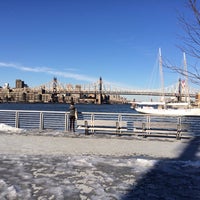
[0,0,195,91]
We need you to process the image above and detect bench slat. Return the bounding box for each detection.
[76,119,127,134]
[134,122,188,130]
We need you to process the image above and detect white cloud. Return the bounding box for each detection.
[0,62,135,91]
[0,62,97,83]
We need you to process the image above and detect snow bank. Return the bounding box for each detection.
[0,123,24,133]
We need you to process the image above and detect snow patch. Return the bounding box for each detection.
[0,123,24,133]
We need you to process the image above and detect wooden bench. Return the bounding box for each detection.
[76,120,92,135]
[77,119,127,135]
[133,121,188,139]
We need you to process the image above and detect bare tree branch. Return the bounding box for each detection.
[179,0,200,58]
[166,0,200,86]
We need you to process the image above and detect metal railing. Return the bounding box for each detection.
[0,110,68,131]
[0,110,199,136]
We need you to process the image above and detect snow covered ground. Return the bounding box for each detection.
[0,123,200,200]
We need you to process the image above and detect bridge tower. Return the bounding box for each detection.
[98,77,103,104]
[53,77,57,93]
[51,77,58,102]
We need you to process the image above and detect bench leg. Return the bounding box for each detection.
[84,121,89,135]
[85,127,89,135]
[176,130,181,140]
[176,124,181,140]
[116,122,121,136]
[142,123,147,138]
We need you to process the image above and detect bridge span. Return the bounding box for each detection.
[65,90,196,98]
[33,77,199,98]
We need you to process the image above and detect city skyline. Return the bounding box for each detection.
[0,0,197,91]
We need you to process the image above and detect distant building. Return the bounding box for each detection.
[16,79,24,88]
[15,79,28,88]
[0,78,128,104]
[3,83,9,89]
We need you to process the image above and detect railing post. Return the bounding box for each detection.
[177,117,182,140]
[147,115,151,130]
[65,113,69,131]
[40,112,44,130]
[91,113,94,134]
[118,114,122,122]
[142,122,146,138]
[117,114,122,134]
[15,111,19,128]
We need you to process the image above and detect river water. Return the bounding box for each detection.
[0,103,135,113]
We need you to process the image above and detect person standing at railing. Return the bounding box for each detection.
[69,101,77,132]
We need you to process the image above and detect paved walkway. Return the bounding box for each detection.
[0,134,193,159]
[0,134,200,199]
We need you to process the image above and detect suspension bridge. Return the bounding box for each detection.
[32,77,199,98]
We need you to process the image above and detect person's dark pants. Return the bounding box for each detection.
[69,116,75,132]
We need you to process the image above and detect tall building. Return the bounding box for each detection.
[16,79,24,88]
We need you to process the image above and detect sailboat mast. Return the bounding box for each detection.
[183,52,190,103]
[159,48,165,102]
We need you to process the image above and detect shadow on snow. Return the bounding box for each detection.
[121,136,200,200]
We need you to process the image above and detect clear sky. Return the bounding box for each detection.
[0,0,195,92]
